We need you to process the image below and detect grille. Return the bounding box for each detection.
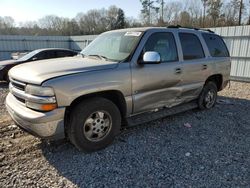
[9,78,26,104]
[11,81,25,91]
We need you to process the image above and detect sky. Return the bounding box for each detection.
[0,0,143,23]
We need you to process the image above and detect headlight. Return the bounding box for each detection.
[25,84,57,111]
[0,65,5,70]
[25,84,55,96]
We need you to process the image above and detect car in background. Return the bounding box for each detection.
[0,48,78,82]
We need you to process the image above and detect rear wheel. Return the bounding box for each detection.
[67,97,121,152]
[198,81,218,110]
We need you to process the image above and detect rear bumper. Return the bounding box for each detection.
[5,93,65,140]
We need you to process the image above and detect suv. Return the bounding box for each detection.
[6,27,231,152]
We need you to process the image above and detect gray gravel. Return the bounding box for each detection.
[0,81,250,188]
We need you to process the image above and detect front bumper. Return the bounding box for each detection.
[5,93,66,140]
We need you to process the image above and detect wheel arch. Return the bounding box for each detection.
[64,90,127,131]
[205,74,223,91]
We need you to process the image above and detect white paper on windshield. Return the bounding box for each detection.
[125,32,142,37]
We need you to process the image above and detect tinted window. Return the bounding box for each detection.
[143,32,178,62]
[35,51,56,60]
[56,50,75,58]
[179,33,205,60]
[202,33,229,57]
[34,52,45,60]
[47,51,57,58]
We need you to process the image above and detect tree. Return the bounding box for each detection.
[140,0,156,25]
[207,0,223,26]
[238,0,244,25]
[248,0,250,24]
[115,9,125,29]
[156,0,165,24]
[0,16,15,34]
[187,0,202,27]
[222,0,246,26]
[179,11,191,26]
[107,6,125,30]
[163,1,182,25]
[125,17,142,28]
[201,0,208,27]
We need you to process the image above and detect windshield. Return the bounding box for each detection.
[81,31,143,61]
[18,50,39,61]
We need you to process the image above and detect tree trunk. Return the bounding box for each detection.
[238,0,243,25]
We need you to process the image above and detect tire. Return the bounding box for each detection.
[198,81,218,110]
[67,97,121,152]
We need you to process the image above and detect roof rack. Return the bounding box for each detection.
[167,25,214,33]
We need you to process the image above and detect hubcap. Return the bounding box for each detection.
[83,111,112,142]
[204,90,216,108]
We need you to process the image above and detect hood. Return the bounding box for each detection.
[0,59,18,66]
[9,56,118,85]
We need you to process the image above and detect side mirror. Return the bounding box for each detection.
[140,51,161,64]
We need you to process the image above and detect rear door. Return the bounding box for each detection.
[131,31,183,114]
[177,32,209,102]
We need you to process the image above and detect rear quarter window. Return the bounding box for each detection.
[202,33,229,57]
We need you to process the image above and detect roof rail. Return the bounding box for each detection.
[167,25,214,33]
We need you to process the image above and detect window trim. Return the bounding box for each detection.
[140,31,179,63]
[179,32,205,61]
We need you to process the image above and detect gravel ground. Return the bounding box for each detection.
[0,81,249,188]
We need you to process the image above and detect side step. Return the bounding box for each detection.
[127,101,198,126]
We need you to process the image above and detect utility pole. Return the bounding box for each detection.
[238,0,243,25]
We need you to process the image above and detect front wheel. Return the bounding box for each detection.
[67,97,121,152]
[198,81,218,110]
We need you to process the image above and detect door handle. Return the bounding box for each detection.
[175,68,182,74]
[202,64,207,70]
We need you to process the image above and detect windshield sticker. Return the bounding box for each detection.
[125,32,142,37]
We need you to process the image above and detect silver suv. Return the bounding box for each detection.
[6,27,231,151]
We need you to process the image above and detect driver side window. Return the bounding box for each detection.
[142,32,178,63]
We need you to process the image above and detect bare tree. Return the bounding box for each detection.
[201,0,208,27]
[207,0,223,26]
[163,1,182,25]
[238,0,244,25]
[140,0,159,25]
[156,0,165,24]
[248,0,250,24]
[179,11,191,26]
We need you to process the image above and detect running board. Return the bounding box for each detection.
[127,101,198,126]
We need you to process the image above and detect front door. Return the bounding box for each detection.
[131,31,183,114]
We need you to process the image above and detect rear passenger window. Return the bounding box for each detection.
[179,33,205,60]
[56,51,70,58]
[202,33,229,57]
[143,32,178,62]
